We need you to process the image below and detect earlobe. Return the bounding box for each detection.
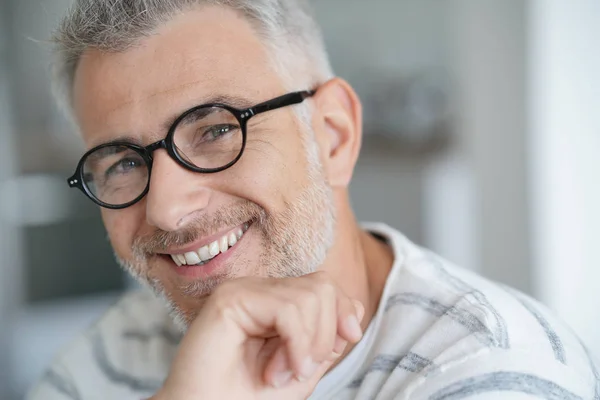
[314,78,363,188]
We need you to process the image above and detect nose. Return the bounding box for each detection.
[145,150,212,231]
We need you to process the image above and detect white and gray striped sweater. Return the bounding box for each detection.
[29,223,599,399]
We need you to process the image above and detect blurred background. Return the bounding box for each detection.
[0,0,598,398]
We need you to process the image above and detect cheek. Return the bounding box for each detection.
[101,208,143,256]
[228,123,312,209]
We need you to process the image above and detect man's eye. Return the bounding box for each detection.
[202,124,237,140]
[105,157,144,177]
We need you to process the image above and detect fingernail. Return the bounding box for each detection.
[333,336,347,355]
[272,370,293,388]
[345,314,363,342]
[298,357,320,381]
[352,300,365,321]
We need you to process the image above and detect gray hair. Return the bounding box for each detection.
[52,0,335,118]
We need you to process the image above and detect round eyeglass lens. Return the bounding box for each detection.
[172,106,244,170]
[82,145,150,206]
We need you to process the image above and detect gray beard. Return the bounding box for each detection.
[115,139,335,332]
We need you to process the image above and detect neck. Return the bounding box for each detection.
[322,192,394,368]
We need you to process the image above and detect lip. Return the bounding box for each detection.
[165,221,253,279]
[161,221,250,255]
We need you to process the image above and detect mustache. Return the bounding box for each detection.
[132,200,265,257]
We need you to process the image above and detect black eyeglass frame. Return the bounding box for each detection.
[67,90,316,210]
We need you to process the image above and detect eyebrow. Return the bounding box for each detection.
[89,93,256,149]
[161,94,255,131]
[89,135,144,149]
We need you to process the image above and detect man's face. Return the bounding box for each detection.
[72,6,335,330]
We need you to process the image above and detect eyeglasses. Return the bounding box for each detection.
[67,90,315,209]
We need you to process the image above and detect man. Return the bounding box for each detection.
[29,0,597,399]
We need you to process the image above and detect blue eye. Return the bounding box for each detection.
[105,157,145,178]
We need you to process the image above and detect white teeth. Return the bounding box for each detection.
[198,246,211,261]
[209,241,220,257]
[228,233,237,247]
[184,251,201,265]
[219,235,228,253]
[171,254,183,267]
[172,224,249,267]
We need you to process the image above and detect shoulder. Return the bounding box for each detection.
[27,289,180,400]
[396,240,593,365]
[359,224,599,399]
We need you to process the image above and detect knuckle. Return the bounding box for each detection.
[209,278,253,314]
[309,271,335,292]
[212,279,237,299]
[278,302,308,338]
[209,284,236,314]
[322,280,338,296]
[280,301,301,319]
[298,290,319,309]
[316,279,337,300]
[310,271,331,284]
[213,276,259,298]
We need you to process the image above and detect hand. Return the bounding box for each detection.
[152,272,365,400]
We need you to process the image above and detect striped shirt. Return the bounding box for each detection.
[29,223,599,399]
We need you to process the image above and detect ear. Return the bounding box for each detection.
[312,78,363,188]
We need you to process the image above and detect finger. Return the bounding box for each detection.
[336,295,364,344]
[298,273,363,359]
[309,280,338,364]
[264,343,294,388]
[265,344,339,391]
[215,279,327,382]
[275,302,317,382]
[332,335,348,358]
[271,277,335,381]
[329,300,364,360]
[353,299,365,322]
[301,358,336,396]
[278,287,324,381]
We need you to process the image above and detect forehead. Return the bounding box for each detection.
[72,5,284,147]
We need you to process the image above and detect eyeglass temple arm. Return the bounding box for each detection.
[247,90,315,117]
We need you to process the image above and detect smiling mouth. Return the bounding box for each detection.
[168,222,251,267]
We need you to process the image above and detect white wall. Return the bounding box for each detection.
[529,0,600,357]
[316,1,534,295]
[314,0,449,244]
[425,1,531,293]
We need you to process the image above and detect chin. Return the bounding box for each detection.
[155,288,210,333]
